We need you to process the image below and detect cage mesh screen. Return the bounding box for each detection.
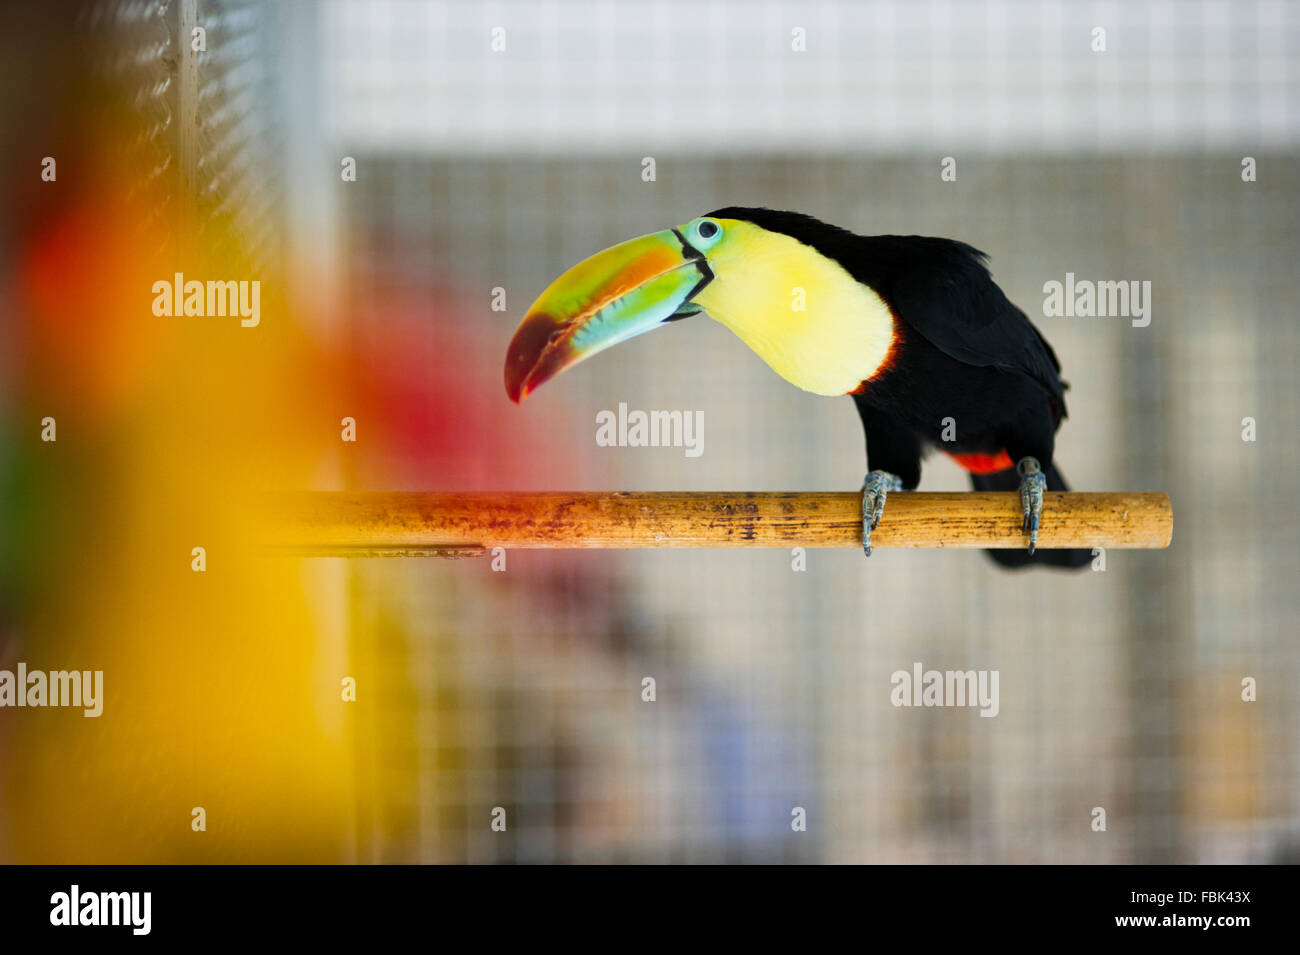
[81,0,285,271]
[339,155,1299,864]
[77,0,178,257]
[51,0,1300,864]
[190,0,283,273]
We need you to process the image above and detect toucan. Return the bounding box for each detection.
[504,207,1092,569]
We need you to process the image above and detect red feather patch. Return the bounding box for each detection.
[945,449,1014,474]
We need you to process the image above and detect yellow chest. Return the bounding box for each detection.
[692,224,897,396]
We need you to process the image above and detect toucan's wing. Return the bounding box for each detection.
[865,235,1067,409]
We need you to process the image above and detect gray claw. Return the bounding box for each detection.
[1017,457,1046,555]
[862,470,903,556]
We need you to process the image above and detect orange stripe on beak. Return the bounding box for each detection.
[505,229,709,402]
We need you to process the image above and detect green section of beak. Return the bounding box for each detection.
[504,229,711,402]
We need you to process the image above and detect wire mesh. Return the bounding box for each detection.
[54,0,1300,864]
[190,0,284,273]
[76,0,178,258]
[340,153,1300,863]
[81,0,286,271]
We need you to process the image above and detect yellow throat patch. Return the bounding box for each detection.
[692,219,898,396]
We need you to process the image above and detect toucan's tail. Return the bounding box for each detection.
[971,463,1094,570]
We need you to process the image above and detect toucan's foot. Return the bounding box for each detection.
[1017,457,1047,555]
[861,470,903,556]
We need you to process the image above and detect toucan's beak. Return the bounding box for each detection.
[505,229,712,402]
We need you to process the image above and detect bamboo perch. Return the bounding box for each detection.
[264,491,1172,557]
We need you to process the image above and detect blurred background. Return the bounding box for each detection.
[1,0,1297,863]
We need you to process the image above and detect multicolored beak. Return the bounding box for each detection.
[504,228,712,402]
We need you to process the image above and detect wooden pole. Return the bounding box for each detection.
[263,491,1172,557]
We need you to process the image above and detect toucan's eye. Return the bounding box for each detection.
[696,219,720,240]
